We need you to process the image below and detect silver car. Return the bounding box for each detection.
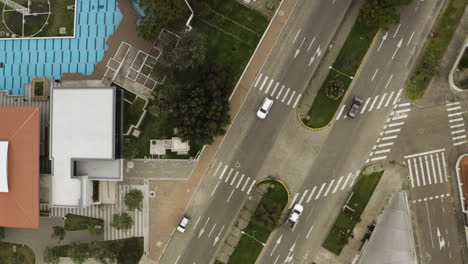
[347,96,364,118]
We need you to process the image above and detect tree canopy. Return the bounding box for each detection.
[359,0,411,30]
[124,189,144,211]
[111,212,133,230]
[137,0,187,40]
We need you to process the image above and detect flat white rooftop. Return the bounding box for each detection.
[51,87,115,207]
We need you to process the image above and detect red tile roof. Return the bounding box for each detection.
[0,106,40,228]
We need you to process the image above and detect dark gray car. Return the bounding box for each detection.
[347,96,364,118]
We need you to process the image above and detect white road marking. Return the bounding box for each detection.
[306,225,314,239]
[259,76,269,91]
[370,156,387,161]
[271,82,280,97]
[290,193,299,208]
[391,39,403,60]
[393,89,403,105]
[230,171,239,185]
[399,102,411,107]
[450,123,464,129]
[208,223,217,237]
[453,135,467,140]
[441,152,448,181]
[385,91,395,107]
[389,121,404,127]
[419,157,426,186]
[287,91,296,105]
[374,149,391,154]
[323,179,335,197]
[293,94,302,108]
[454,141,467,146]
[377,93,387,109]
[403,148,445,159]
[381,135,398,141]
[360,98,371,114]
[384,128,401,134]
[315,183,326,200]
[307,37,316,52]
[448,112,462,117]
[225,168,234,183]
[395,108,411,114]
[413,158,420,187]
[391,114,408,120]
[368,96,380,112]
[219,165,228,180]
[193,216,201,231]
[424,156,432,185]
[254,73,263,87]
[378,142,394,148]
[227,189,235,202]
[213,162,222,177]
[333,176,344,194]
[265,79,274,94]
[341,173,352,190]
[447,106,461,111]
[408,158,415,188]
[384,74,393,90]
[273,255,280,264]
[306,186,317,203]
[211,181,221,197]
[282,88,291,102]
[425,202,435,248]
[336,105,346,120]
[430,155,438,184]
[276,85,285,100]
[241,177,250,192]
[371,68,379,81]
[236,174,245,188]
[175,256,180,264]
[298,190,309,204]
[446,101,460,106]
[292,29,301,44]
[451,129,466,134]
[393,24,401,37]
[449,118,464,123]
[247,180,256,194]
[407,31,415,46]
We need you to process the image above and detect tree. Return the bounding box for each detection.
[123,137,139,160]
[68,243,87,264]
[358,0,412,30]
[111,212,133,230]
[325,80,345,100]
[90,243,117,264]
[137,0,187,40]
[158,30,207,74]
[124,189,144,211]
[43,247,60,264]
[51,226,65,242]
[87,219,104,236]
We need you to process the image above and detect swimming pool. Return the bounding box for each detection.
[0,0,123,95]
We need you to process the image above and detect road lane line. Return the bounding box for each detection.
[403,148,445,159]
[341,173,352,190]
[454,141,467,146]
[448,112,462,117]
[270,82,280,97]
[370,156,387,161]
[435,154,443,183]
[336,105,346,120]
[306,225,314,239]
[315,183,326,200]
[225,168,234,183]
[323,179,335,197]
[368,96,379,112]
[419,157,426,186]
[430,155,437,184]
[408,158,415,188]
[424,156,432,185]
[292,29,301,44]
[446,101,460,106]
[213,162,222,177]
[175,256,180,264]
[453,135,467,140]
[384,128,401,134]
[333,176,344,194]
[389,121,404,127]
[407,31,415,46]
[451,123,465,128]
[236,174,245,189]
[447,106,461,111]
[377,93,387,109]
[381,135,397,141]
[307,36,316,51]
[254,73,263,87]
[193,216,201,231]
[374,149,391,154]
[306,186,317,203]
[241,177,250,192]
[290,193,299,208]
[282,88,291,102]
[293,94,302,108]
[449,118,464,123]
[425,202,435,248]
[247,180,256,194]
[413,158,420,187]
[259,76,269,91]
[273,255,280,264]
[208,223,217,237]
[226,189,235,202]
[276,85,285,99]
[384,75,393,90]
[371,68,379,81]
[393,89,403,105]
[451,129,466,134]
[360,98,371,114]
[219,165,228,180]
[441,152,448,181]
[384,91,395,107]
[265,79,274,94]
[393,24,401,37]
[378,142,394,148]
[211,181,221,197]
[299,190,308,204]
[287,91,296,105]
[230,171,239,186]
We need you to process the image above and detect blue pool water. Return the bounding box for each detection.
[0,0,123,95]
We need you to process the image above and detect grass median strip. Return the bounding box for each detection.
[322,170,384,255]
[227,180,288,264]
[405,0,468,101]
[64,214,104,231]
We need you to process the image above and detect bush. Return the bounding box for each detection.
[68,243,87,264]
[43,247,60,264]
[111,213,133,230]
[51,226,66,242]
[325,80,345,100]
[124,189,144,211]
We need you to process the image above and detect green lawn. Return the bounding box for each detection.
[64,214,104,231]
[124,97,146,133]
[0,242,35,264]
[322,171,384,255]
[54,237,144,264]
[405,0,468,101]
[303,18,378,128]
[458,49,468,70]
[228,180,288,264]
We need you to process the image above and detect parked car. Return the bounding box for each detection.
[347,96,364,118]
[256,97,274,119]
[286,204,303,228]
[176,216,190,233]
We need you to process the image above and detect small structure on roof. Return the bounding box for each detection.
[150,137,190,156]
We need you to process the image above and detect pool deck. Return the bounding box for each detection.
[63,0,153,81]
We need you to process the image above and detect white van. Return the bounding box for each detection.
[257,97,274,119]
[177,216,190,233]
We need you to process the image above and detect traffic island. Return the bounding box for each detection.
[215,180,288,264]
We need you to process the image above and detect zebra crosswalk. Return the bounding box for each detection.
[446,101,467,146]
[211,162,257,197]
[254,73,302,109]
[404,149,448,188]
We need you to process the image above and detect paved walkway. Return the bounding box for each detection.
[124,159,196,182]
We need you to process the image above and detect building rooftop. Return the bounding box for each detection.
[0,106,40,228]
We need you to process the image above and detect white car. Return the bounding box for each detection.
[257,97,274,119]
[286,204,304,227]
[176,216,190,233]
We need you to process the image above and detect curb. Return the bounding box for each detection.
[449,40,468,93]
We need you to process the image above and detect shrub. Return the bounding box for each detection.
[325,80,345,100]
[124,189,144,211]
[111,212,133,230]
